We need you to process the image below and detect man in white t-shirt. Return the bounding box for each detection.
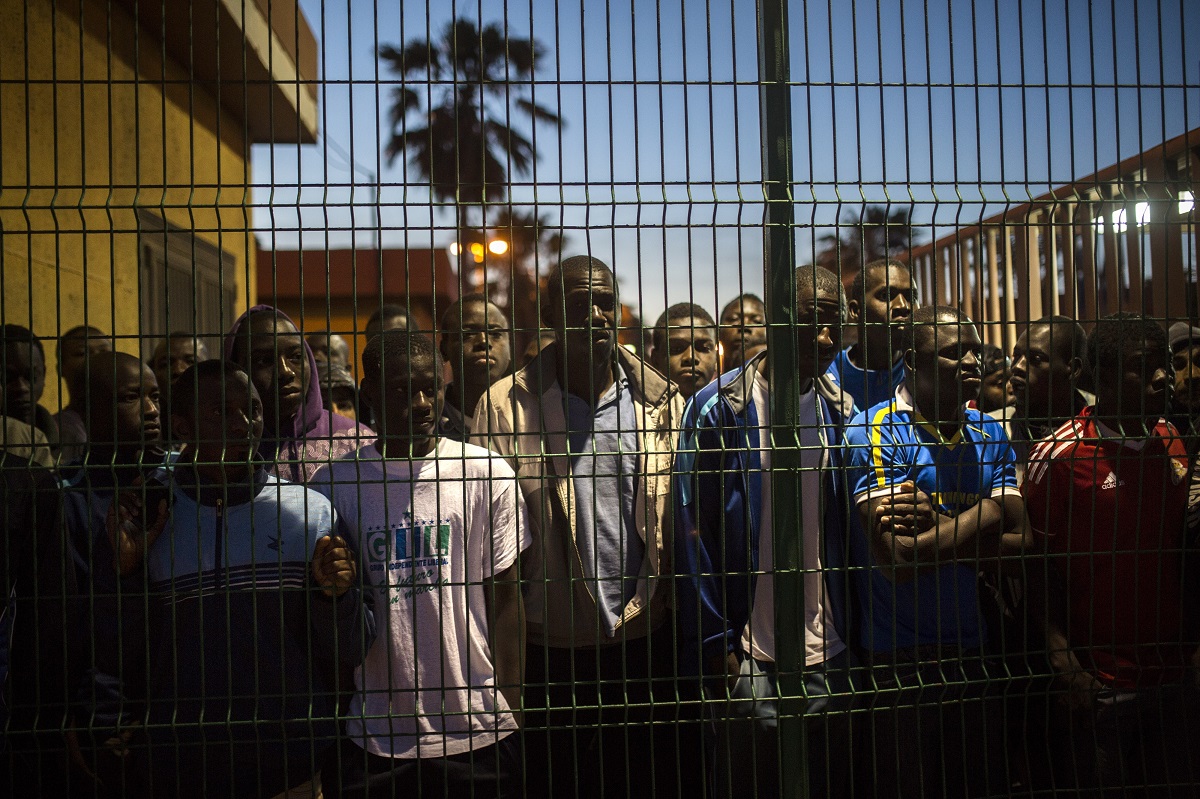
[675,264,858,798]
[314,329,530,799]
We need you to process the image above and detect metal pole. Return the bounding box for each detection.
[758,0,806,796]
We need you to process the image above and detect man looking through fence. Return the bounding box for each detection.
[0,324,56,466]
[438,294,512,442]
[675,264,857,799]
[843,305,1030,798]
[307,330,352,370]
[148,332,209,394]
[1167,322,1200,454]
[57,351,163,793]
[1008,315,1090,472]
[226,306,372,483]
[472,255,685,798]
[107,359,372,798]
[1023,313,1200,794]
[825,258,916,415]
[649,302,719,400]
[148,332,210,450]
[314,330,528,798]
[718,293,767,373]
[55,325,113,463]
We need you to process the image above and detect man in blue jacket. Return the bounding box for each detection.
[675,264,857,799]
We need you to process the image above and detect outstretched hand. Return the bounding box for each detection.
[312,535,356,598]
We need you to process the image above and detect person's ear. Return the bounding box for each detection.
[1068,356,1084,383]
[903,348,917,372]
[439,334,451,362]
[847,298,862,325]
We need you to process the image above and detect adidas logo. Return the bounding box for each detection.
[1101,472,1125,490]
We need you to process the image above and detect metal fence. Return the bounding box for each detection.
[2,0,1199,796]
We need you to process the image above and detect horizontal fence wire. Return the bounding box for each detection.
[1,0,1199,797]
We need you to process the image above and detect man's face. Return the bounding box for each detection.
[329,387,357,421]
[1171,344,1200,413]
[151,338,208,391]
[719,297,767,371]
[443,302,512,389]
[653,318,718,399]
[239,315,310,429]
[1107,343,1170,422]
[912,321,983,410]
[795,286,844,379]
[366,351,443,443]
[2,341,45,424]
[1009,326,1076,422]
[307,334,350,368]
[92,360,162,452]
[852,265,915,354]
[178,373,263,466]
[554,269,617,368]
[978,365,1016,413]
[60,333,112,389]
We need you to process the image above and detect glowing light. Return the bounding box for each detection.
[448,242,461,256]
[487,239,509,255]
[1181,191,1195,215]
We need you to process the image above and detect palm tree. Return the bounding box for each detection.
[379,19,563,238]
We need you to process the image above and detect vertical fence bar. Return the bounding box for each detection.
[757,0,805,796]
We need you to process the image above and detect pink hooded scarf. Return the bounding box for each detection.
[224,305,373,483]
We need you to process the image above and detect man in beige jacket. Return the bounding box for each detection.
[472,255,685,799]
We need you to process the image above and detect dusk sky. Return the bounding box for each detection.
[251,0,1199,323]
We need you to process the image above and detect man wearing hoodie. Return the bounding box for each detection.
[472,255,685,799]
[225,306,372,483]
[108,359,375,798]
[674,264,857,799]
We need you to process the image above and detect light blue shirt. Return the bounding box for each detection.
[825,347,907,416]
[565,372,643,638]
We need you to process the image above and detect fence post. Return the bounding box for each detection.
[758,0,807,796]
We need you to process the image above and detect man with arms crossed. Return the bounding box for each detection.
[843,305,1030,798]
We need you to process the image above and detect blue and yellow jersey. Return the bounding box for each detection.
[842,386,1018,651]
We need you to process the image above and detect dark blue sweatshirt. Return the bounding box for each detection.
[140,466,375,798]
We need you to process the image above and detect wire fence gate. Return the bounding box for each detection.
[2,0,1199,797]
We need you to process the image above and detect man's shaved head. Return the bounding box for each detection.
[908,305,973,353]
[545,255,616,308]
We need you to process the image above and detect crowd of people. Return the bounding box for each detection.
[2,254,1199,798]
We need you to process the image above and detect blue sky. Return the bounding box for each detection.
[251,0,1199,323]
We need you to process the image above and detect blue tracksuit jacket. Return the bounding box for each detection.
[673,352,856,676]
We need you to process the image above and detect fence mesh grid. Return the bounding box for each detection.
[2,0,1199,796]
